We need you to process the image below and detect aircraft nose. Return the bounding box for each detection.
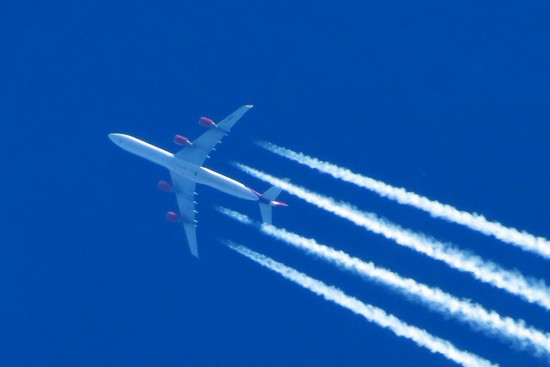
[108,133,122,144]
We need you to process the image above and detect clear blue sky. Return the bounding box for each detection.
[1,1,549,366]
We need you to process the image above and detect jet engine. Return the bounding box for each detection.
[166,211,181,222]
[158,180,173,192]
[173,135,192,146]
[199,117,216,129]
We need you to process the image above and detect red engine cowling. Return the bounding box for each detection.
[199,117,216,129]
[166,211,181,222]
[158,180,173,192]
[174,135,192,146]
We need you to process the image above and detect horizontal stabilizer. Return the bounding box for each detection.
[262,178,289,200]
[259,203,272,225]
[259,179,289,224]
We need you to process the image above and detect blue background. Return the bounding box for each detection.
[1,1,549,366]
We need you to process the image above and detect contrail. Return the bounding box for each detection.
[234,164,550,311]
[258,141,550,260]
[219,208,550,358]
[224,241,498,367]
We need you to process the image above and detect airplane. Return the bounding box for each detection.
[108,105,287,258]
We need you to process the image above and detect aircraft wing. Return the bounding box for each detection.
[170,171,199,257]
[174,105,253,166]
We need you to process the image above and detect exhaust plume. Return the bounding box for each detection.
[219,208,550,358]
[259,142,550,260]
[234,164,550,311]
[225,241,498,367]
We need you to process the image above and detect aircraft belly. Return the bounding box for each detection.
[170,160,200,181]
[197,167,258,201]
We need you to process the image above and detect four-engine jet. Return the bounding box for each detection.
[108,105,287,257]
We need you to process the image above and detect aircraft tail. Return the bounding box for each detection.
[259,179,289,225]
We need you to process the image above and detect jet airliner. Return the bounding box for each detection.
[108,105,286,257]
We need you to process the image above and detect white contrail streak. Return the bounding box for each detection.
[235,164,550,311]
[259,142,550,260]
[225,241,498,367]
[218,208,550,357]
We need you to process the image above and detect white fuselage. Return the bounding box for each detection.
[108,133,259,201]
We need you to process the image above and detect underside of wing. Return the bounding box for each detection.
[174,105,253,166]
[170,171,199,257]
[183,223,198,258]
